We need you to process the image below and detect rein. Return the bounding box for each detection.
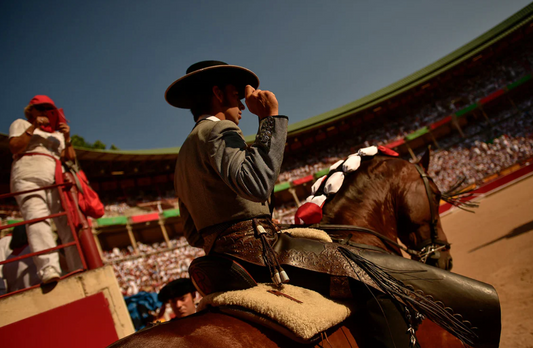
[414,164,439,246]
[279,223,420,257]
[413,164,451,263]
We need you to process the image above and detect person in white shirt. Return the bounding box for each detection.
[8,95,82,284]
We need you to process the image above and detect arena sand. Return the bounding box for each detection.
[440,174,533,348]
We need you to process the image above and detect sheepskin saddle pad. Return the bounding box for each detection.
[282,227,332,243]
[197,283,352,343]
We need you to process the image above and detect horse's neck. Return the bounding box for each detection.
[337,205,400,254]
[322,162,401,253]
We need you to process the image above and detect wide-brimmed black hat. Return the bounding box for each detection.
[165,60,260,109]
[158,278,196,303]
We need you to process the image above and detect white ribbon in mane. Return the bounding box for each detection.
[295,146,379,225]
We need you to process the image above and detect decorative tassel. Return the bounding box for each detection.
[279,268,290,283]
[253,219,290,285]
[272,270,281,285]
[441,177,480,213]
[338,247,477,346]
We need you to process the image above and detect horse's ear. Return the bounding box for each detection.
[418,146,431,173]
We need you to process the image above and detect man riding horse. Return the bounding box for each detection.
[167,61,500,348]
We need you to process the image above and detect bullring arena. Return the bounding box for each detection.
[1,3,533,347]
[441,173,533,348]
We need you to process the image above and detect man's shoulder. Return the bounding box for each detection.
[10,118,30,128]
[210,118,246,138]
[193,118,219,131]
[11,118,29,124]
[9,119,30,137]
[193,119,240,139]
[196,118,238,129]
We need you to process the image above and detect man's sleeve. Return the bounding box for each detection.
[207,116,288,202]
[9,119,27,138]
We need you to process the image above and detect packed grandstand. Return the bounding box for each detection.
[1,5,532,297]
[100,19,532,295]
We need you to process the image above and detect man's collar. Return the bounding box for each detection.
[196,115,220,123]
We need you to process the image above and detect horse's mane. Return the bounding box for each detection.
[440,176,479,213]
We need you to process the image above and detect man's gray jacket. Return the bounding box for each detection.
[175,115,288,248]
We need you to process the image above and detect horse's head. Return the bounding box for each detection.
[320,147,454,270]
[398,149,453,271]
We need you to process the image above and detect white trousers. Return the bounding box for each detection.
[11,176,83,278]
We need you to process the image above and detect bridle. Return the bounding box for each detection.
[412,164,451,263]
[281,162,450,264]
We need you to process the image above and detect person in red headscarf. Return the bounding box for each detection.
[8,95,82,284]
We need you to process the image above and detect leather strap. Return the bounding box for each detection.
[201,216,274,255]
[280,223,420,256]
[414,163,440,246]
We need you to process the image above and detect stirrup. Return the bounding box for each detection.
[189,254,257,296]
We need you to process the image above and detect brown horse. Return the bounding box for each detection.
[321,150,454,271]
[318,151,464,347]
[108,152,483,348]
[109,311,463,348]
[110,309,370,348]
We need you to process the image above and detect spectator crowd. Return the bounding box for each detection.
[429,103,533,190]
[276,40,533,184]
[102,237,204,296]
[276,109,532,225]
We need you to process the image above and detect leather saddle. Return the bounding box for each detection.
[189,254,257,297]
[189,255,354,344]
[191,233,501,348]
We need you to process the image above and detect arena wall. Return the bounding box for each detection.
[0,265,134,346]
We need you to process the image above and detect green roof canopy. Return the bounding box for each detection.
[284,3,533,137]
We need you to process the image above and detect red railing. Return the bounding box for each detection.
[0,175,103,298]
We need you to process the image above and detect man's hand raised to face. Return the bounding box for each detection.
[244,85,279,120]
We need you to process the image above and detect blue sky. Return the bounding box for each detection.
[1,0,531,150]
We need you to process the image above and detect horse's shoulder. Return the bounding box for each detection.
[109,309,275,348]
[165,308,251,329]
